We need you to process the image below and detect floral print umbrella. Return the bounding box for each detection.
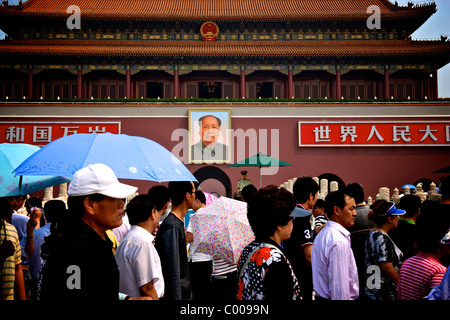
[190,196,255,265]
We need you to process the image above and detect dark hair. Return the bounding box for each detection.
[168,181,193,206]
[43,200,67,224]
[416,201,449,253]
[199,115,221,127]
[27,196,43,209]
[241,184,257,203]
[398,195,421,218]
[195,190,206,205]
[345,183,365,204]
[247,185,295,240]
[127,195,155,225]
[314,198,326,209]
[293,177,319,204]
[148,185,170,211]
[367,199,392,226]
[325,191,353,218]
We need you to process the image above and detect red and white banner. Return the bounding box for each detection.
[0,121,121,146]
[298,121,450,147]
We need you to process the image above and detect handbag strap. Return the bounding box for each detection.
[238,242,280,280]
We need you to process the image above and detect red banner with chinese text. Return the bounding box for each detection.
[298,121,450,147]
[0,121,121,146]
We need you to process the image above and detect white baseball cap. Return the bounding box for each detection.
[68,163,138,199]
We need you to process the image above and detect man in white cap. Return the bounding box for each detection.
[38,163,139,300]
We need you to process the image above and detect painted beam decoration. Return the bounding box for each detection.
[0,121,121,145]
[298,121,450,147]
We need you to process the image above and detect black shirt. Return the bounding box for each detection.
[38,220,119,300]
[155,213,192,300]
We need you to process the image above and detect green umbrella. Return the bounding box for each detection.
[434,166,450,173]
[229,152,293,188]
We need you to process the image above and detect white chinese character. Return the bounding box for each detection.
[366,125,384,142]
[61,126,79,136]
[340,126,358,142]
[313,126,331,142]
[33,126,52,143]
[419,125,438,142]
[88,126,106,133]
[393,126,411,142]
[446,126,450,142]
[5,126,25,143]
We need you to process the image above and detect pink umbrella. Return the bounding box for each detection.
[190,196,255,264]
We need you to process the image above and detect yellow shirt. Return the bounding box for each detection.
[1,220,22,300]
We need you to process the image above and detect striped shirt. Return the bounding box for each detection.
[212,258,236,276]
[397,252,447,300]
[1,220,22,300]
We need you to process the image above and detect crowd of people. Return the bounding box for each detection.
[0,162,449,301]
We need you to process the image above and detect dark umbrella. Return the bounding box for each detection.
[228,152,293,188]
[434,166,450,173]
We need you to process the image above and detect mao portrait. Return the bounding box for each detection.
[188,109,231,164]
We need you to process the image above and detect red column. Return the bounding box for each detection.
[28,67,33,99]
[240,69,246,99]
[384,68,390,99]
[77,69,83,99]
[288,68,293,98]
[432,69,438,99]
[174,69,179,98]
[126,68,131,99]
[336,69,341,99]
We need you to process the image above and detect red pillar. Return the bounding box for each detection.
[384,68,390,99]
[77,69,83,99]
[174,69,179,98]
[432,69,438,99]
[288,68,293,98]
[336,69,341,99]
[28,67,33,99]
[126,68,131,99]
[240,69,246,98]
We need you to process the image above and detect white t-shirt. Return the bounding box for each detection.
[115,225,164,298]
[186,208,213,263]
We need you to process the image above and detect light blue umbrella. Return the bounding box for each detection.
[0,143,70,197]
[14,133,197,183]
[402,184,416,190]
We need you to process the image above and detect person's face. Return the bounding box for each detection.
[187,182,196,209]
[389,215,401,229]
[335,196,357,229]
[279,219,294,242]
[199,116,220,146]
[312,206,324,217]
[86,196,125,231]
[0,196,18,220]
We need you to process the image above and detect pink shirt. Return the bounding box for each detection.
[312,221,359,300]
[397,252,447,300]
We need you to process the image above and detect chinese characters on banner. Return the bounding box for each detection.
[0,122,121,145]
[298,121,450,147]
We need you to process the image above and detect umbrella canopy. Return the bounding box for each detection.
[434,166,450,173]
[0,143,70,197]
[14,133,197,183]
[203,192,218,206]
[190,196,255,264]
[402,184,417,190]
[229,152,293,187]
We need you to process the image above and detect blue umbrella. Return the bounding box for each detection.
[14,133,197,183]
[402,184,416,190]
[0,143,70,197]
